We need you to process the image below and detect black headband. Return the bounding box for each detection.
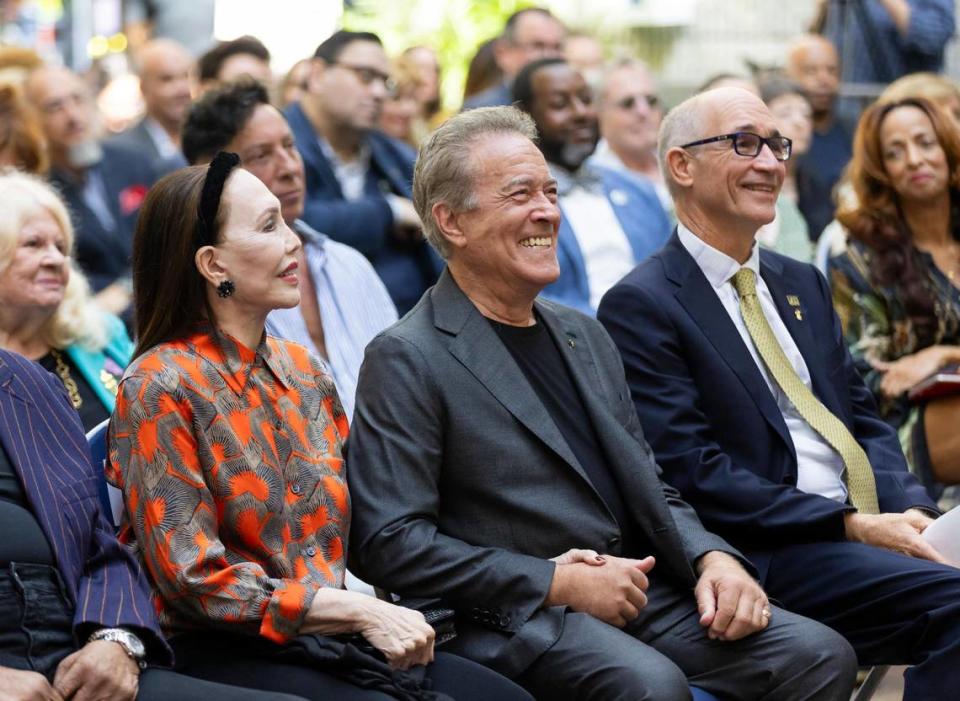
[196,151,241,247]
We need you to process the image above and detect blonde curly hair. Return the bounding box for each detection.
[0,170,107,351]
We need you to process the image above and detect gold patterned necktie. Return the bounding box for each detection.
[731,268,879,514]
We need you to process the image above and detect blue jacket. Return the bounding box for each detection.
[285,103,439,314]
[597,234,936,581]
[64,313,133,413]
[541,166,671,316]
[0,349,171,663]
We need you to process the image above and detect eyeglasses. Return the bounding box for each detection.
[615,94,660,111]
[681,132,793,162]
[330,61,396,93]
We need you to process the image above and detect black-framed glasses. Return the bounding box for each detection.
[330,61,396,93]
[681,132,793,162]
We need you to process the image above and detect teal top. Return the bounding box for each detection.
[63,313,133,413]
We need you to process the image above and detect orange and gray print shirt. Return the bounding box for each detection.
[107,324,349,644]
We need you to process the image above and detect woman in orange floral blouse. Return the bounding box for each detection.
[107,154,531,701]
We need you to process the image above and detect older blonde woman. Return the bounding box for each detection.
[0,171,131,430]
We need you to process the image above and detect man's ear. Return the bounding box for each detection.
[432,202,468,252]
[665,146,694,190]
[306,58,326,95]
[194,245,227,288]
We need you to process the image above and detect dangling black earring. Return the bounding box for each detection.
[217,279,235,298]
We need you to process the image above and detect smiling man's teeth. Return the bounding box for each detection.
[519,237,552,247]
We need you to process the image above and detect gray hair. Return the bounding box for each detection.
[413,106,538,259]
[657,93,707,196]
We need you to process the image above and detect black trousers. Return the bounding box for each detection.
[171,631,534,701]
[0,562,299,701]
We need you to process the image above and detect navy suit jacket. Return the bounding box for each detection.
[0,350,170,662]
[49,142,156,292]
[285,103,439,314]
[597,234,936,581]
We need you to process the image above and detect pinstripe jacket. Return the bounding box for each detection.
[0,349,171,663]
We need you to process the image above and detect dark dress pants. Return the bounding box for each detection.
[170,631,533,701]
[515,573,857,701]
[762,541,960,701]
[0,562,299,701]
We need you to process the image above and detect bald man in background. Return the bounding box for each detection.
[110,38,191,171]
[785,34,851,242]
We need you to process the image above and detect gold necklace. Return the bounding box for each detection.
[50,349,82,409]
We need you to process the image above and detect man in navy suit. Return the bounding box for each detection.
[285,30,438,315]
[25,65,156,320]
[513,58,671,315]
[0,349,300,701]
[598,87,960,701]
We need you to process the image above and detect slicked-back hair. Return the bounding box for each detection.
[313,30,382,64]
[414,105,538,259]
[132,166,229,359]
[511,56,567,112]
[182,79,271,165]
[198,36,270,83]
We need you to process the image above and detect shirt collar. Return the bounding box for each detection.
[317,136,371,172]
[187,323,291,395]
[676,222,759,290]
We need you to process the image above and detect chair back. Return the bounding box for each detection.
[85,419,124,529]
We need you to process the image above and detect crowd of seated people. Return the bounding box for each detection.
[0,2,959,698]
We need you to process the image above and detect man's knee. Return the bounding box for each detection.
[592,656,692,701]
[779,618,858,696]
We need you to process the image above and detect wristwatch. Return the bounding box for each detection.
[87,628,147,668]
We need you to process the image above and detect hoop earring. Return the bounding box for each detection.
[217,279,235,298]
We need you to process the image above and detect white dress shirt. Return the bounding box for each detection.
[677,223,848,502]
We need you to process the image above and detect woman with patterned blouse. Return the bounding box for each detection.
[107,154,531,701]
[829,97,960,498]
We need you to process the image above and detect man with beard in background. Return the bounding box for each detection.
[513,58,671,315]
[25,65,156,321]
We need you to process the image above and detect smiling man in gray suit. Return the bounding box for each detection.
[345,106,856,701]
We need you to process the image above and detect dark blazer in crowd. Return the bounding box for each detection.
[49,141,156,292]
[285,102,439,314]
[0,348,170,660]
[597,234,937,580]
[108,118,188,174]
[346,269,738,678]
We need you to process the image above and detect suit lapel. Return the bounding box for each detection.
[538,306,689,554]
[663,236,795,455]
[434,271,595,489]
[289,104,345,198]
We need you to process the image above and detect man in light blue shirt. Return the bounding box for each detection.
[183,80,397,419]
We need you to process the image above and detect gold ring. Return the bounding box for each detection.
[761,608,771,617]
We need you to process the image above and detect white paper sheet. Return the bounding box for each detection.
[923,506,960,567]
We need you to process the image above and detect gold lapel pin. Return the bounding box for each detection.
[794,309,804,321]
[786,295,800,306]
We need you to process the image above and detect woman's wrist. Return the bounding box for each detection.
[300,587,376,635]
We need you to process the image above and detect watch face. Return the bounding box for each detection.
[124,632,146,658]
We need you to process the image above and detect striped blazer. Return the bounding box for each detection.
[0,349,170,663]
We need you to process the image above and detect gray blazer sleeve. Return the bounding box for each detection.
[346,333,557,631]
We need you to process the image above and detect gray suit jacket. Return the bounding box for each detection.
[346,269,741,676]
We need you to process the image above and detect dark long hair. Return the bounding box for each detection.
[131,166,226,359]
[837,97,960,347]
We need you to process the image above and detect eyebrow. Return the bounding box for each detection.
[256,205,281,227]
[735,123,783,138]
[501,176,558,191]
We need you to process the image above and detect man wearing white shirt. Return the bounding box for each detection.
[512,58,670,315]
[183,79,397,420]
[598,87,960,701]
